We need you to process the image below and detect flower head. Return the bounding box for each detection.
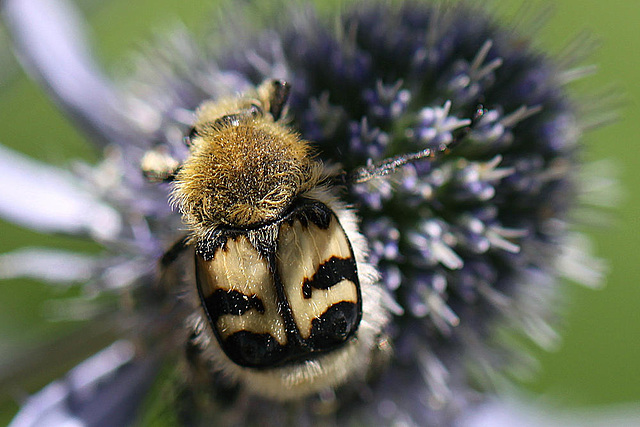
[1,0,607,425]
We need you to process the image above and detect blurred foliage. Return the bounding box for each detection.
[0,0,638,424]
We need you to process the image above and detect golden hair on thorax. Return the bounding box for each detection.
[172,83,322,237]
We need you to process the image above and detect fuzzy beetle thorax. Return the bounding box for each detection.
[173,117,321,233]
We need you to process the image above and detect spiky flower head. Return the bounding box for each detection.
[1,0,606,426]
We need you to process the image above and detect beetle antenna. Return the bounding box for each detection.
[342,105,485,184]
[347,147,444,183]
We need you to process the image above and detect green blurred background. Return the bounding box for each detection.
[0,0,638,424]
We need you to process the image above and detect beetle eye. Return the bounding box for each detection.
[248,103,262,117]
[214,114,242,127]
[184,126,198,145]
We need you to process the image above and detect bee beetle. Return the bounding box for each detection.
[142,80,445,400]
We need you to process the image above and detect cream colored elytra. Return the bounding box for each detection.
[187,186,391,400]
[277,213,359,340]
[196,235,288,345]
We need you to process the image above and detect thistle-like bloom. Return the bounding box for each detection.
[1,0,607,426]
